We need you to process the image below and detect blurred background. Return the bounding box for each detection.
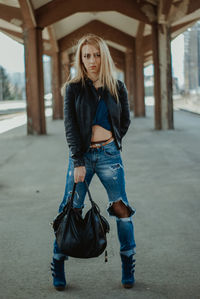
[1,20,200,133]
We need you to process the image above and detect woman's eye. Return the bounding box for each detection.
[83,53,100,59]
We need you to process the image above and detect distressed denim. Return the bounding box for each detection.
[53,140,136,261]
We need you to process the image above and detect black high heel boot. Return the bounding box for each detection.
[51,258,66,291]
[120,254,136,288]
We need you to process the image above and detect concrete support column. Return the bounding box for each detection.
[131,22,146,117]
[52,51,63,119]
[134,28,145,117]
[24,27,46,134]
[125,49,134,112]
[152,22,174,130]
[61,51,70,85]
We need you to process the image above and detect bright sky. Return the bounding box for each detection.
[171,34,184,87]
[0,32,25,73]
[0,31,184,86]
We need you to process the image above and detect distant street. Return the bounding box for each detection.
[0,100,52,134]
[1,97,200,134]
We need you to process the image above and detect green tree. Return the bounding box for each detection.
[0,66,13,100]
[13,84,23,100]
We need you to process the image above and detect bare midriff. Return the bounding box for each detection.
[91,125,112,143]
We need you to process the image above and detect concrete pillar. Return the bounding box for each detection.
[61,51,70,85]
[51,52,63,119]
[24,27,46,134]
[134,35,145,117]
[129,22,146,117]
[125,49,134,112]
[152,22,174,130]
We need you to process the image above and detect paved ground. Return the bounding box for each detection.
[0,106,200,299]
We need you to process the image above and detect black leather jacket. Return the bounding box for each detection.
[64,78,131,167]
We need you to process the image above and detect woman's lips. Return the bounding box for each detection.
[90,66,96,69]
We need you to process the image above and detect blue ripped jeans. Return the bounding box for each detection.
[53,140,136,260]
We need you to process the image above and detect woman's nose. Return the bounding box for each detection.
[90,55,95,63]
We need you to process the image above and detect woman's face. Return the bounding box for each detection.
[81,44,101,77]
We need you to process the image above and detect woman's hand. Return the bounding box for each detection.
[74,166,86,183]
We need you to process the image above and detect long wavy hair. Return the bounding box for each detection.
[66,34,119,101]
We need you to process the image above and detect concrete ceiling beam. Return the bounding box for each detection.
[35,0,150,28]
[18,0,36,28]
[58,20,135,52]
[0,3,22,25]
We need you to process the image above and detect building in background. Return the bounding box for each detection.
[43,55,52,95]
[184,21,200,93]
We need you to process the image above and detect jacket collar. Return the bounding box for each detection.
[84,76,105,92]
[84,76,93,86]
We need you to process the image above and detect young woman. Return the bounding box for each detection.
[51,34,136,291]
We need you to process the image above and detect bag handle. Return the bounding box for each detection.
[70,180,99,211]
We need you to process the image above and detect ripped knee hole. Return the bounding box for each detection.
[110,200,131,218]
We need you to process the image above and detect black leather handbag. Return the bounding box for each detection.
[52,181,110,259]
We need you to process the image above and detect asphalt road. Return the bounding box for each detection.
[0,106,200,299]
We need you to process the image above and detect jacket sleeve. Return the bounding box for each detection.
[64,84,85,167]
[118,81,131,138]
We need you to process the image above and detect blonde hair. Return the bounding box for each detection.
[66,34,119,101]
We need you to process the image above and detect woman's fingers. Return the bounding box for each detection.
[74,166,86,183]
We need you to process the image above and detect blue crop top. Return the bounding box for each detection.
[92,98,111,131]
